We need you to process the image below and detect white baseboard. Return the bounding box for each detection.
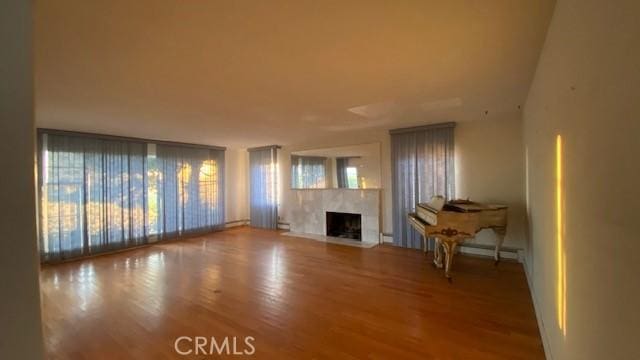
[457,245,520,261]
[523,256,553,360]
[225,220,289,230]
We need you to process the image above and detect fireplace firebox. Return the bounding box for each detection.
[326,212,362,240]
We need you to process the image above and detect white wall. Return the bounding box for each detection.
[225,148,249,223]
[456,116,526,249]
[277,116,526,249]
[523,0,640,358]
[0,0,45,358]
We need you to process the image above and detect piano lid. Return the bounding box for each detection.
[417,195,446,214]
[444,200,507,212]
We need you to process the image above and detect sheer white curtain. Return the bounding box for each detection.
[249,146,279,228]
[291,155,326,189]
[152,144,225,239]
[390,123,455,249]
[38,132,148,262]
[38,130,225,262]
[335,157,349,188]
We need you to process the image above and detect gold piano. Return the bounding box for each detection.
[408,199,508,279]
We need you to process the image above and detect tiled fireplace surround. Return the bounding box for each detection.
[287,189,381,244]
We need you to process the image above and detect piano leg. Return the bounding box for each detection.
[442,240,458,280]
[422,236,428,254]
[493,228,506,265]
[433,238,444,269]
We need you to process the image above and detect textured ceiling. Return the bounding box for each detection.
[35,0,555,148]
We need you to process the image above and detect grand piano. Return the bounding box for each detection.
[408,197,508,279]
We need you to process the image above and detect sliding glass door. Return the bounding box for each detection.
[38,130,225,262]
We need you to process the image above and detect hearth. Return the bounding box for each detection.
[326,212,362,240]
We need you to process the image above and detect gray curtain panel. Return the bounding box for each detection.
[249,146,279,228]
[38,133,148,262]
[38,131,226,262]
[335,157,349,188]
[390,124,455,249]
[291,155,326,188]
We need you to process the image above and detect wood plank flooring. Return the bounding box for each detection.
[40,226,544,359]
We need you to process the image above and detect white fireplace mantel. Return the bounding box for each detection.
[286,189,381,243]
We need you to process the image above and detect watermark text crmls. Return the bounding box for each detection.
[174,336,256,356]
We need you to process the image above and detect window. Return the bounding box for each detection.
[346,166,358,188]
[37,130,225,262]
[199,160,219,207]
[146,145,160,235]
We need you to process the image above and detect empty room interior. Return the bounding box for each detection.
[2,0,640,359]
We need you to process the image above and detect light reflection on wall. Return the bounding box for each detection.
[556,135,566,336]
[275,156,281,209]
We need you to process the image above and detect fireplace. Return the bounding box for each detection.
[326,212,362,240]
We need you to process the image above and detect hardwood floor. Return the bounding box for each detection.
[40,227,544,359]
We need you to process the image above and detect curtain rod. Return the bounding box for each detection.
[37,128,227,151]
[247,145,281,152]
[388,122,456,135]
